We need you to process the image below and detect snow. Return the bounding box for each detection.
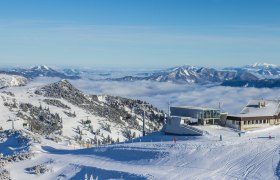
[32,65,50,71]
[2,125,280,179]
[251,62,278,68]
[234,99,280,117]
[0,79,162,146]
[42,65,50,70]
[2,71,280,179]
[0,74,27,89]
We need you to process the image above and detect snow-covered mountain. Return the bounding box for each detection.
[109,65,237,84]
[108,63,280,87]
[245,62,278,69]
[62,68,80,76]
[1,63,280,88]
[0,74,27,89]
[221,63,280,87]
[226,63,280,79]
[0,80,164,144]
[0,65,80,79]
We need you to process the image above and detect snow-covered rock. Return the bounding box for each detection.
[0,74,27,89]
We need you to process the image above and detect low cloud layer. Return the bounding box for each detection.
[69,80,280,115]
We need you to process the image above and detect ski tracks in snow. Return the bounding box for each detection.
[221,140,279,180]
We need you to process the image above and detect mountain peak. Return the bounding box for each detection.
[35,80,87,104]
[247,63,278,69]
[54,79,75,89]
[171,65,199,72]
[31,65,52,71]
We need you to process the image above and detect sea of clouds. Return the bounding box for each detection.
[30,76,280,115]
[68,79,280,115]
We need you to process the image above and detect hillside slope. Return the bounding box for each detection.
[2,125,280,179]
[0,80,165,146]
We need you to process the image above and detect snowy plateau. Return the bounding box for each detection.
[1,64,280,180]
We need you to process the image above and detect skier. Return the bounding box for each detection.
[220,135,222,141]
[173,137,177,143]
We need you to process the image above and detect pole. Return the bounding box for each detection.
[12,116,14,130]
[168,101,170,117]
[142,110,145,136]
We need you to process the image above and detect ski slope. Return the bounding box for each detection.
[3,125,280,180]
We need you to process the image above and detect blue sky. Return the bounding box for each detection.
[0,0,280,68]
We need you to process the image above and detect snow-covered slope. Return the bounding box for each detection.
[0,74,27,89]
[0,80,164,144]
[2,125,280,179]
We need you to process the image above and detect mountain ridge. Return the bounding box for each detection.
[0,65,80,80]
[106,63,280,87]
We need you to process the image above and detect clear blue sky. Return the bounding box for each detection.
[0,0,280,68]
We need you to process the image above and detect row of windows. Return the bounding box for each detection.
[244,120,269,125]
[231,119,275,126]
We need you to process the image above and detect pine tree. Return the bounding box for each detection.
[107,135,111,144]
[90,175,94,180]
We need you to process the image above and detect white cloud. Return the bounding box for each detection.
[69,80,280,115]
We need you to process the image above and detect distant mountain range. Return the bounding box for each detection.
[108,63,280,88]
[0,65,80,80]
[1,63,280,88]
[109,65,237,84]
